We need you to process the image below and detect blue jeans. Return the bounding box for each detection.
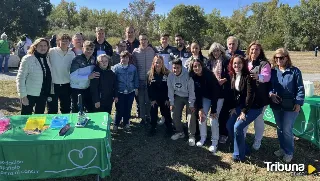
[115,92,135,126]
[272,109,299,155]
[227,107,263,160]
[0,54,10,72]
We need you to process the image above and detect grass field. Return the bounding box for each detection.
[0,51,319,181]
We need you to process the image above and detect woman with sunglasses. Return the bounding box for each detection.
[226,55,263,162]
[269,48,305,163]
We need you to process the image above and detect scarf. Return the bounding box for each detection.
[34,51,52,96]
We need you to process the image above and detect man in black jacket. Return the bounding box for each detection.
[93,27,113,58]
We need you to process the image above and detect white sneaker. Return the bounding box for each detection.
[209,145,218,153]
[171,132,185,140]
[283,154,293,163]
[219,135,228,144]
[252,139,261,150]
[158,116,165,125]
[196,138,206,147]
[188,137,196,146]
[274,149,285,157]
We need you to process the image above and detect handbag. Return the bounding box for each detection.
[280,94,295,111]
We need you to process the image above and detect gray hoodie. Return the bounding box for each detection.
[167,68,196,107]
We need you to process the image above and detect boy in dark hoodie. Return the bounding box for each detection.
[90,54,117,114]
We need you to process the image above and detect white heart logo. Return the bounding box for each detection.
[263,108,274,119]
[68,146,97,168]
[293,121,314,138]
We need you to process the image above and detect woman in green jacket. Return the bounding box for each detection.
[0,32,10,73]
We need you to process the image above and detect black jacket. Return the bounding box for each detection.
[90,66,117,104]
[147,72,169,102]
[93,39,113,58]
[230,73,257,114]
[192,68,219,114]
[206,56,231,99]
[126,39,140,54]
[249,58,271,108]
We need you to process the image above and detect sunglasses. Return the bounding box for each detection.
[274,56,286,60]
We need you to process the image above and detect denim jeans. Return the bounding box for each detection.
[227,106,263,160]
[243,106,267,141]
[115,92,135,126]
[0,54,10,72]
[272,109,299,155]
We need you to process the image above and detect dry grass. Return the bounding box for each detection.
[1,51,320,181]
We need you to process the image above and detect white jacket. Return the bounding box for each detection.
[48,47,75,84]
[70,55,96,89]
[16,55,54,98]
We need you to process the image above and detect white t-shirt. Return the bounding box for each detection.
[48,47,76,84]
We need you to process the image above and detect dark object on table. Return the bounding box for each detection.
[76,94,90,127]
[59,124,71,136]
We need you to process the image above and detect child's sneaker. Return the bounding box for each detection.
[171,132,185,140]
[188,137,196,146]
[209,145,218,154]
[158,116,165,125]
[196,137,206,147]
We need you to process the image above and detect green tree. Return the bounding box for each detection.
[225,6,249,49]
[295,0,320,50]
[48,0,78,30]
[122,0,156,35]
[0,0,52,41]
[203,9,228,48]
[163,4,207,45]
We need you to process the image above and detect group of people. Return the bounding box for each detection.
[15,26,305,163]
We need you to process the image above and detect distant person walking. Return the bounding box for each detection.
[0,32,11,73]
[315,46,318,57]
[17,35,28,61]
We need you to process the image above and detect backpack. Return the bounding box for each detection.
[18,42,26,57]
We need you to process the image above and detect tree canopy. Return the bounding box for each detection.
[2,0,320,50]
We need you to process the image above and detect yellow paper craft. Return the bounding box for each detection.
[24,117,46,131]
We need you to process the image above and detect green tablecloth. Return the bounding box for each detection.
[0,112,112,180]
[264,96,320,148]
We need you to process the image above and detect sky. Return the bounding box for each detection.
[50,0,301,17]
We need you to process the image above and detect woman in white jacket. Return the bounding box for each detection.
[16,38,53,115]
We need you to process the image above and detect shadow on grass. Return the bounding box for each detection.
[0,96,20,113]
[106,120,231,181]
[237,127,320,169]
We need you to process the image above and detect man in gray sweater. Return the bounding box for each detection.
[167,59,197,146]
[132,33,156,124]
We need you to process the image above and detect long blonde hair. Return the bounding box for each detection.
[148,55,170,84]
[27,38,49,55]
